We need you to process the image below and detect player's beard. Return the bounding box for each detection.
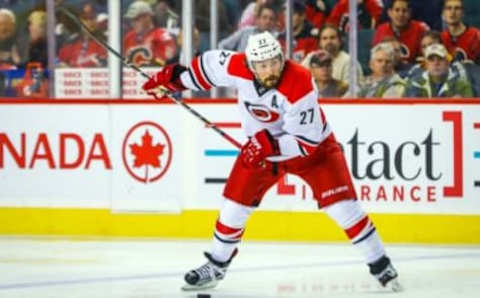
[259,75,280,88]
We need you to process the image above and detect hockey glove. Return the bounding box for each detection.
[142,64,187,97]
[240,129,280,169]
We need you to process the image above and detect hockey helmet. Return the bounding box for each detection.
[245,31,284,70]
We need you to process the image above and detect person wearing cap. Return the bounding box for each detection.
[123,0,177,67]
[95,13,108,40]
[403,30,442,78]
[405,43,473,97]
[306,49,348,97]
[357,43,406,98]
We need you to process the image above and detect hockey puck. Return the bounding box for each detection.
[197,294,211,298]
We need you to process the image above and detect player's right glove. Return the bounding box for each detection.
[142,64,187,97]
[240,129,279,169]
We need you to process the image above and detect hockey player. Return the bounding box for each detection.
[142,31,402,292]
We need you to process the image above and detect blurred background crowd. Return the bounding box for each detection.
[0,0,479,98]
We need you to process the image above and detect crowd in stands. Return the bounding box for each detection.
[0,0,479,98]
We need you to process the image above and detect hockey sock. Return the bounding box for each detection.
[210,199,254,262]
[324,200,386,264]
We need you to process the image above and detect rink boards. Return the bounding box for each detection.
[0,99,479,243]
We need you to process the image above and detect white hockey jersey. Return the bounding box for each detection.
[179,50,332,161]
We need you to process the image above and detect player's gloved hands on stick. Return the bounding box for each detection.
[241,129,280,169]
[142,64,186,98]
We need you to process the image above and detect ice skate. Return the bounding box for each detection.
[368,255,403,292]
[181,250,236,291]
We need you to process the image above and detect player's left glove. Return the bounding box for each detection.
[240,129,280,169]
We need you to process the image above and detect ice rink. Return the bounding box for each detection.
[0,237,479,298]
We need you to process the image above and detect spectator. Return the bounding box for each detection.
[172,27,201,65]
[55,0,81,51]
[419,31,443,59]
[379,0,444,31]
[327,0,384,33]
[218,4,277,52]
[441,0,480,63]
[0,8,20,69]
[358,43,405,98]
[278,1,319,62]
[223,0,243,29]
[378,36,413,78]
[373,0,429,63]
[303,24,363,84]
[195,0,233,52]
[238,0,274,29]
[153,0,180,34]
[406,30,443,78]
[305,50,348,97]
[405,44,474,97]
[305,0,331,29]
[123,1,177,66]
[58,4,107,67]
[95,12,108,40]
[17,10,47,68]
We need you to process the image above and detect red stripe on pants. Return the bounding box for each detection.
[345,216,369,239]
[216,220,243,235]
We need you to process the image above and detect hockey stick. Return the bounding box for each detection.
[56,6,242,149]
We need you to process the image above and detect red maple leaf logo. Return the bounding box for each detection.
[130,130,165,170]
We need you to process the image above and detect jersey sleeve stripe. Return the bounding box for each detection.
[200,54,216,87]
[191,56,212,90]
[187,69,202,90]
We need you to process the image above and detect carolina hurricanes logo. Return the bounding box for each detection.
[127,46,152,66]
[244,102,280,123]
[122,121,172,183]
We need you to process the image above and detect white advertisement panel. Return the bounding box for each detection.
[0,102,479,214]
[0,103,183,212]
[190,103,480,214]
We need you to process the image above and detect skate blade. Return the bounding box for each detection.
[387,278,403,292]
[181,281,218,291]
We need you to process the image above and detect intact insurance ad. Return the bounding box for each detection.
[0,102,479,214]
